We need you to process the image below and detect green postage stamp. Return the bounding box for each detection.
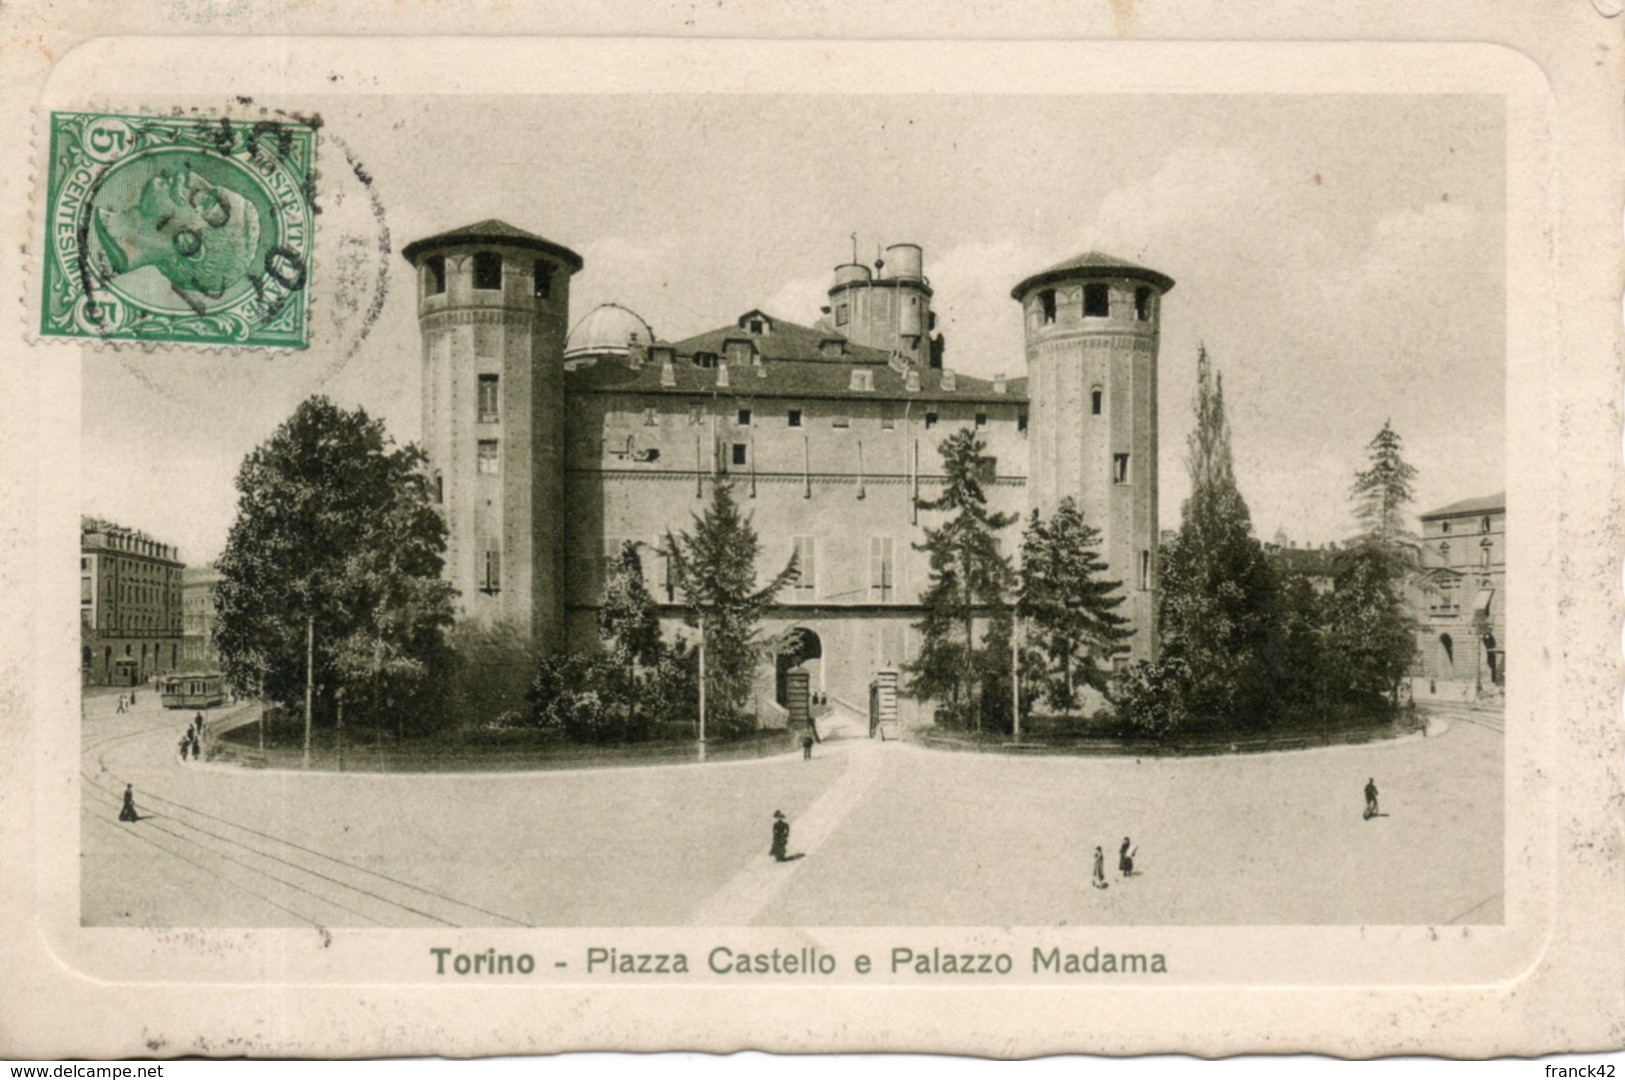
[38,111,316,348]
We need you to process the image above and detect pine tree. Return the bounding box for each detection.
[1017,498,1132,716]
[663,480,798,737]
[1157,346,1279,730]
[906,429,1017,732]
[1350,419,1420,566]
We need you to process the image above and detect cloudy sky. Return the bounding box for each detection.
[81,93,1504,565]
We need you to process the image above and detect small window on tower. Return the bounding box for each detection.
[836,304,849,327]
[477,440,500,474]
[732,443,748,467]
[480,550,502,595]
[473,252,504,291]
[1085,284,1111,318]
[749,319,764,334]
[925,411,938,429]
[1039,290,1057,325]
[1481,515,1492,533]
[1134,287,1152,321]
[975,411,988,429]
[477,374,500,423]
[738,408,752,426]
[788,408,803,428]
[1018,413,1029,433]
[533,261,553,299]
[1113,453,1130,484]
[1091,388,1103,415]
[434,472,444,504]
[425,256,446,296]
[1139,550,1151,591]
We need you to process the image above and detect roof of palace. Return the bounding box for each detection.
[1419,492,1506,519]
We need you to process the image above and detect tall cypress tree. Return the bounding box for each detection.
[906,429,1016,731]
[1018,498,1132,716]
[1349,419,1421,572]
[1158,346,1279,730]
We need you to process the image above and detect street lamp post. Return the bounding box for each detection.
[697,618,707,762]
[303,614,314,770]
[1011,612,1021,741]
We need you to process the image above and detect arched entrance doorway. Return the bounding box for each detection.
[775,627,823,707]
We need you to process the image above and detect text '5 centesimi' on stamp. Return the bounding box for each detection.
[38,111,316,348]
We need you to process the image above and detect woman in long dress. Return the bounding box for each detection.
[1092,846,1108,889]
[770,811,790,862]
[118,784,138,823]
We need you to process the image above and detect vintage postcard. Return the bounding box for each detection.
[0,8,1620,1062]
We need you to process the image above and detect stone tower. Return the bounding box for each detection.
[826,242,938,367]
[401,220,583,648]
[1011,252,1174,664]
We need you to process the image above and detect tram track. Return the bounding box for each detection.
[82,709,534,929]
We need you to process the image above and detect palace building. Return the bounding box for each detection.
[81,517,185,687]
[1411,492,1506,690]
[400,221,1172,724]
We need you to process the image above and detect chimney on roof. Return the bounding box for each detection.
[660,357,676,388]
[993,373,1007,394]
[627,331,646,370]
[941,369,957,392]
[905,368,921,392]
[849,368,874,392]
[717,358,730,388]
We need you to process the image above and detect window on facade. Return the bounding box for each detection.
[434,472,444,504]
[533,261,553,298]
[1039,290,1057,324]
[1134,287,1152,321]
[477,374,500,423]
[1140,550,1151,591]
[788,408,802,427]
[737,408,752,426]
[793,536,817,599]
[836,304,849,326]
[1481,544,1492,569]
[1113,453,1130,484]
[696,352,717,369]
[1091,388,1103,415]
[1018,413,1029,433]
[924,412,938,429]
[1441,521,1451,534]
[657,545,675,602]
[425,255,446,296]
[1084,284,1111,317]
[869,536,896,602]
[749,319,764,334]
[881,406,896,431]
[975,411,988,429]
[1481,516,1492,533]
[472,252,503,291]
[477,550,501,595]
[1439,541,1450,562]
[732,443,748,467]
[477,440,500,474]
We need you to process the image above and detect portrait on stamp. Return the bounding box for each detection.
[39,111,315,347]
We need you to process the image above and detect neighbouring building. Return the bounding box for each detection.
[1410,492,1506,689]
[181,563,224,671]
[400,220,1173,725]
[81,517,185,687]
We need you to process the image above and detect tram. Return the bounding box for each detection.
[160,672,227,709]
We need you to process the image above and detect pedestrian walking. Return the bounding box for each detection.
[118,784,138,823]
[802,734,814,760]
[1364,777,1379,820]
[190,735,201,761]
[1092,846,1109,889]
[770,810,790,862]
[1119,837,1137,877]
[129,689,137,707]
[177,735,189,764]
[193,712,204,736]
[115,693,127,715]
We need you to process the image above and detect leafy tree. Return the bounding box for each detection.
[663,479,798,738]
[1018,499,1133,716]
[215,396,456,732]
[1323,544,1417,707]
[1116,657,1192,738]
[597,540,664,729]
[907,429,1017,732]
[1157,346,1279,731]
